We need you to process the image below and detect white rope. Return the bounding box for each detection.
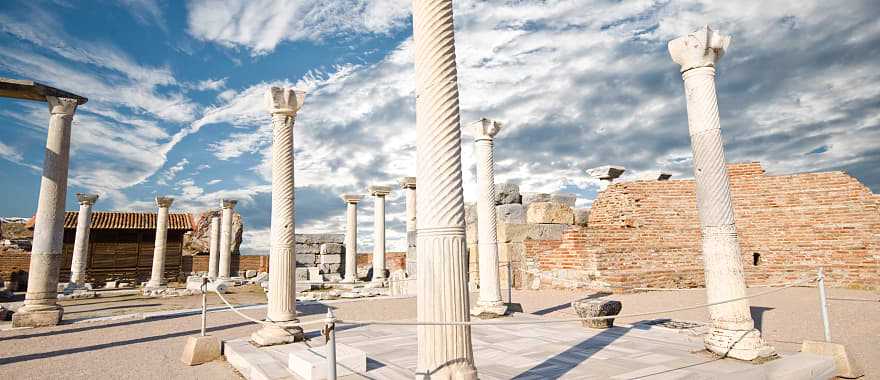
[211,288,327,328]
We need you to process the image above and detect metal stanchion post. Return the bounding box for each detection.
[323,309,337,380]
[201,277,208,337]
[817,268,831,342]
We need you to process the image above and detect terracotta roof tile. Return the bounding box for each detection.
[59,211,192,230]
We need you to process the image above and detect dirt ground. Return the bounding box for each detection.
[0,285,877,379]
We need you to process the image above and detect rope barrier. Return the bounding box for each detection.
[210,287,327,328]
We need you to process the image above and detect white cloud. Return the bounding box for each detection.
[156,159,189,186]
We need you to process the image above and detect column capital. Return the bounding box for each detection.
[587,165,626,182]
[266,87,306,115]
[47,96,78,116]
[75,193,98,205]
[669,25,731,73]
[368,185,392,197]
[398,176,416,189]
[341,194,365,204]
[156,196,174,208]
[467,118,502,141]
[221,199,238,209]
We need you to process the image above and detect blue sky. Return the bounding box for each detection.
[1,0,878,255]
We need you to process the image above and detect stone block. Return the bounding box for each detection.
[295,267,310,281]
[496,204,525,224]
[296,253,316,265]
[464,202,478,225]
[308,267,323,282]
[287,343,367,379]
[180,335,221,366]
[319,243,344,254]
[494,182,521,205]
[295,233,344,244]
[550,192,577,207]
[574,208,590,226]
[527,223,565,240]
[298,243,322,254]
[497,223,528,243]
[249,272,269,284]
[572,298,622,329]
[801,340,864,378]
[527,202,574,224]
[320,253,342,264]
[521,192,550,208]
[499,242,525,263]
[0,306,13,321]
[245,270,257,278]
[11,308,63,328]
[104,280,118,289]
[466,222,478,244]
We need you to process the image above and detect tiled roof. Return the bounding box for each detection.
[56,211,193,230]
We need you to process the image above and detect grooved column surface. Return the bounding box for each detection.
[344,201,359,282]
[69,202,94,285]
[267,113,297,322]
[373,195,386,281]
[147,204,170,287]
[219,206,234,278]
[412,0,477,377]
[475,138,502,306]
[208,216,220,279]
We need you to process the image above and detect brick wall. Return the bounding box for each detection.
[527,162,880,290]
[356,252,406,272]
[182,254,267,274]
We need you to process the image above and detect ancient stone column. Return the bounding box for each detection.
[669,25,773,360]
[398,177,417,275]
[251,87,306,346]
[340,194,363,283]
[468,118,507,318]
[218,199,237,279]
[12,97,78,328]
[412,0,477,377]
[69,193,99,286]
[145,196,174,289]
[368,185,391,286]
[207,215,220,279]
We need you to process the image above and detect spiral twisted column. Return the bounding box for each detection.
[146,197,174,288]
[340,194,364,283]
[413,0,477,377]
[218,199,237,279]
[207,216,221,278]
[670,26,773,360]
[468,118,507,318]
[251,87,306,346]
[70,193,98,286]
[14,96,79,327]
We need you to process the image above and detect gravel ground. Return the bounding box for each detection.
[0,285,876,379]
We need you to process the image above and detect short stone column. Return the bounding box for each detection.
[251,86,306,346]
[368,185,391,286]
[218,199,237,279]
[145,196,174,289]
[340,194,364,283]
[398,177,417,275]
[69,193,99,286]
[13,96,79,328]
[669,25,773,360]
[468,118,507,318]
[207,215,220,279]
[412,0,478,376]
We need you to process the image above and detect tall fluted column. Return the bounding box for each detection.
[398,177,417,276]
[669,26,773,360]
[218,199,237,279]
[13,96,78,328]
[368,185,391,286]
[412,0,477,377]
[251,87,306,346]
[207,215,220,279]
[145,197,174,289]
[69,193,99,286]
[340,194,364,283]
[468,118,507,318]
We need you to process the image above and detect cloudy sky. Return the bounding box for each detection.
[0,0,878,254]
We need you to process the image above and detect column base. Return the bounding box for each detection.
[12,304,63,327]
[704,327,775,361]
[415,361,479,380]
[340,277,357,284]
[250,322,304,347]
[470,301,508,319]
[368,278,386,288]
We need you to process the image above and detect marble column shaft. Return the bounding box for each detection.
[669,25,772,360]
[218,199,237,278]
[146,197,174,288]
[207,216,220,279]
[70,193,98,285]
[412,0,478,377]
[16,97,78,326]
[399,177,417,276]
[341,195,363,282]
[369,186,391,284]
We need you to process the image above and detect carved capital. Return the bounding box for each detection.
[221,199,238,209]
[467,118,502,140]
[341,194,364,204]
[76,193,99,205]
[156,196,174,208]
[398,176,416,189]
[668,25,731,73]
[47,96,78,116]
[368,185,392,197]
[266,87,306,115]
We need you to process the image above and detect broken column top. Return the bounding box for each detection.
[636,171,673,181]
[341,194,365,203]
[467,118,502,140]
[155,196,174,208]
[221,199,238,209]
[0,77,88,104]
[368,185,392,196]
[76,193,99,205]
[586,165,626,182]
[397,177,416,189]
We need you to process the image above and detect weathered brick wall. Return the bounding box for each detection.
[183,254,266,274]
[357,252,406,273]
[528,162,880,290]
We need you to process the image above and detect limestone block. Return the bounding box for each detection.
[104,280,118,289]
[527,224,565,241]
[801,340,864,378]
[319,243,344,254]
[295,268,310,281]
[245,270,257,278]
[499,242,525,263]
[550,192,577,207]
[464,202,478,225]
[287,343,367,379]
[497,223,528,243]
[320,253,342,264]
[296,254,316,265]
[180,335,221,366]
[308,268,323,282]
[572,299,622,329]
[249,272,269,284]
[521,192,550,208]
[574,208,590,226]
[494,183,521,205]
[496,204,525,224]
[298,243,322,254]
[526,202,574,224]
[295,234,344,244]
[11,309,63,328]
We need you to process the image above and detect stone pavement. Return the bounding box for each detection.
[226,314,836,379]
